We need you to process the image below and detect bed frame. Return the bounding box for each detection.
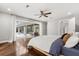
[28,45,52,56]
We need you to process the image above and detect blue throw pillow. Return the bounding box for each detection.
[49,38,64,56]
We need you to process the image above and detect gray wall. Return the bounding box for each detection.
[42,22,47,35]
[75,15,79,32]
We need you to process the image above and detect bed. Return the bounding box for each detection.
[27,35,60,56]
[27,34,79,56]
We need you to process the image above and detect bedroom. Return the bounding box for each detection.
[0,3,79,56]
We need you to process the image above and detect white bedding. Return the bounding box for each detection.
[28,35,60,52]
[28,34,79,53]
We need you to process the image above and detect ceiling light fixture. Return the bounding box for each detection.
[26,5,29,8]
[67,12,72,15]
[7,8,13,11]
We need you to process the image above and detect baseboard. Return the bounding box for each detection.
[0,40,13,44]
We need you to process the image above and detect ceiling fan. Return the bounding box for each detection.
[35,9,54,18]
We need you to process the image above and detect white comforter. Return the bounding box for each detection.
[28,34,79,53]
[28,35,60,52]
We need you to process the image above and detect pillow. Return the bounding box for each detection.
[64,35,79,48]
[49,38,64,56]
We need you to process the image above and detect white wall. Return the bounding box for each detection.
[0,12,75,43]
[47,17,75,35]
[0,12,15,43]
[47,20,59,35]
[0,12,47,43]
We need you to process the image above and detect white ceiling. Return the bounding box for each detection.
[0,3,79,21]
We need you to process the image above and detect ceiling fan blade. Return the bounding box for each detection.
[39,15,42,18]
[44,15,48,17]
[45,12,52,15]
[40,11,44,14]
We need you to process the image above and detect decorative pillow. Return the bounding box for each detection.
[64,35,79,48]
[49,38,64,56]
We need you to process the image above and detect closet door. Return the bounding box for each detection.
[68,17,75,33]
[59,17,75,35]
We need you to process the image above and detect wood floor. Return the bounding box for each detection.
[0,42,49,56]
[0,42,16,56]
[0,42,33,56]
